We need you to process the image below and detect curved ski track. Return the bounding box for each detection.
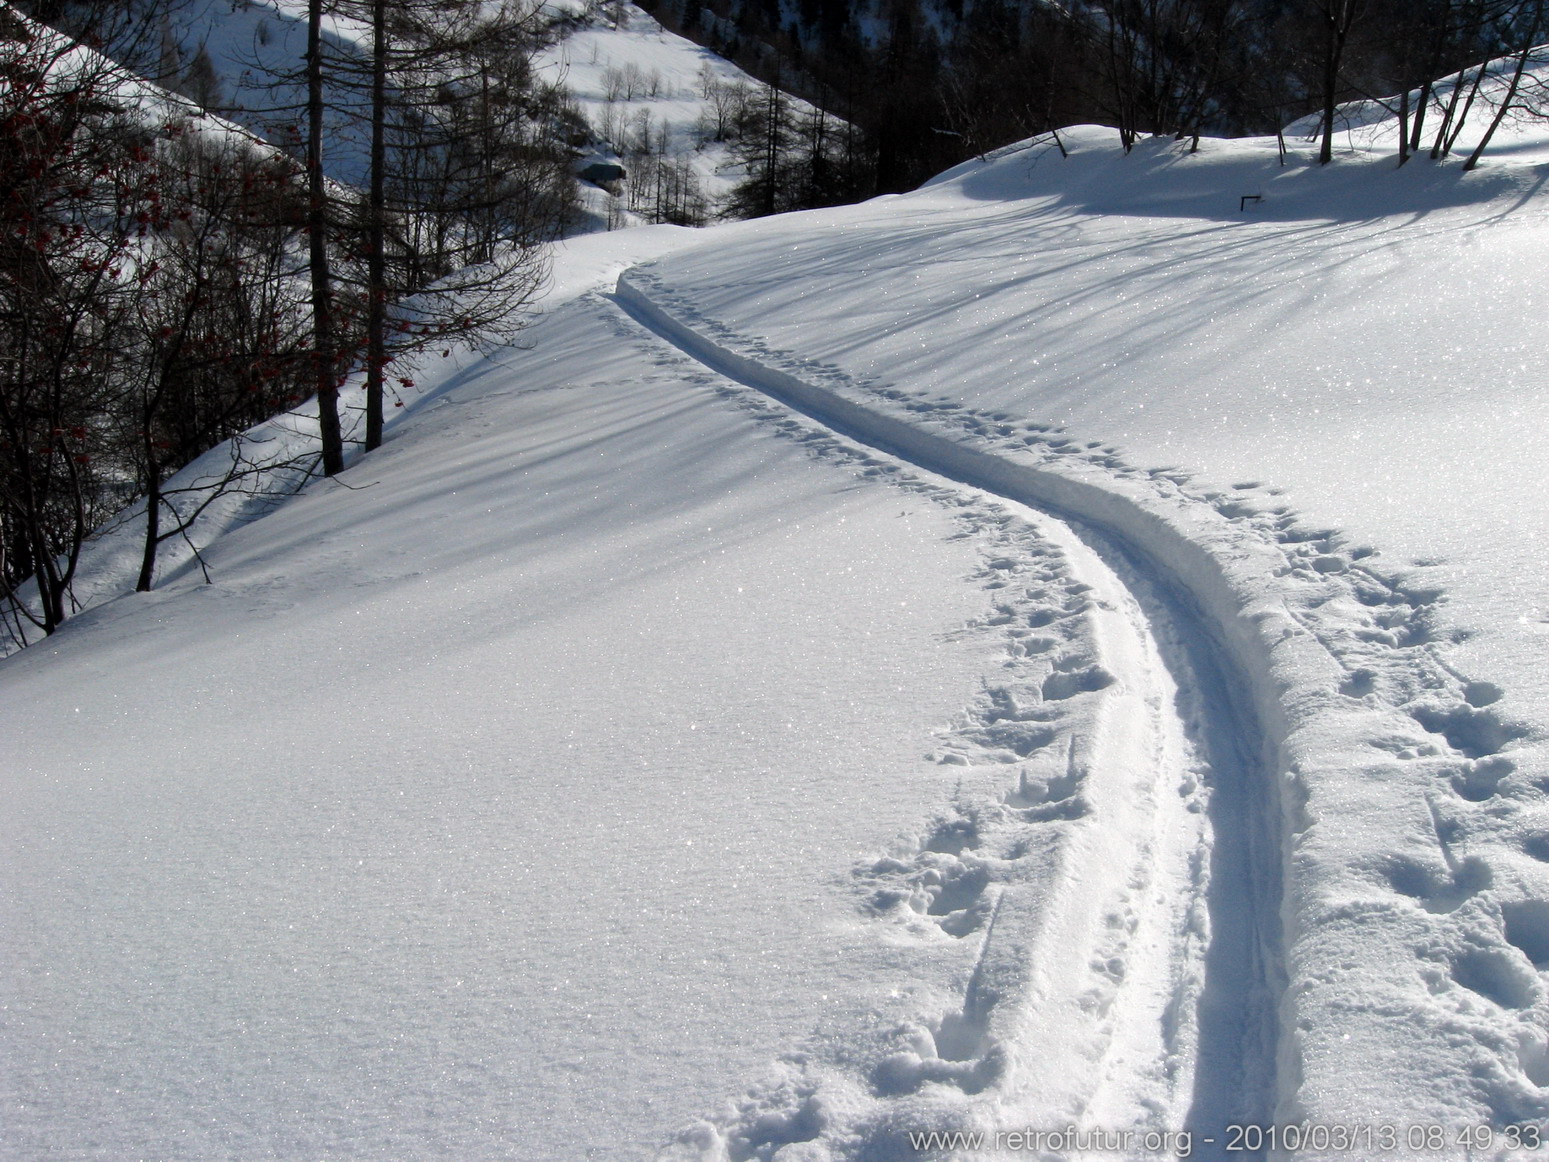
[611,275,1285,1160]
[609,258,1549,1162]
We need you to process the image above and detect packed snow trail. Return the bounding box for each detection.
[613,276,1287,1158]
[615,238,1547,1158]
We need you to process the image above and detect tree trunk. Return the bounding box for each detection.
[1397,83,1410,164]
[1464,11,1542,172]
[136,440,161,592]
[1318,0,1363,164]
[308,0,345,476]
[364,0,387,452]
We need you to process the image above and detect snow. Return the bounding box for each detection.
[626,122,1549,727]
[159,0,811,226]
[535,1,754,208]
[171,0,372,150]
[0,289,1009,1161]
[600,113,1549,1156]
[9,14,1549,1162]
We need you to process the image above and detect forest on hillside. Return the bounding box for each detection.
[1,0,580,647]
[3,0,1547,651]
[651,0,1549,191]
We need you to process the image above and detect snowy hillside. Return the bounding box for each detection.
[152,0,808,224]
[535,0,784,225]
[613,122,1549,1157]
[6,58,1549,1162]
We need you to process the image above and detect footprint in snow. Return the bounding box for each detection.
[1451,946,1539,1010]
[1377,851,1490,914]
[1041,655,1116,701]
[1411,701,1526,763]
[1502,901,1549,970]
[1450,756,1516,802]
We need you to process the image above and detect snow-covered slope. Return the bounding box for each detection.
[6,76,1549,1162]
[609,119,1549,1157]
[1,230,1008,1161]
[155,0,795,223]
[535,0,765,222]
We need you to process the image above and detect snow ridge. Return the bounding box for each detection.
[613,268,1544,1158]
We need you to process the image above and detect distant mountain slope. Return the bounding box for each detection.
[649,0,1549,191]
[140,0,834,224]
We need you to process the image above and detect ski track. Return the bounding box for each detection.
[607,268,1543,1162]
[601,281,1282,1161]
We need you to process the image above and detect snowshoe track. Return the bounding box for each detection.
[610,271,1543,1161]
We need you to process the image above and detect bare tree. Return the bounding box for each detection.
[1464,1,1547,170]
[349,0,568,430]
[304,0,346,475]
[231,0,569,460]
[0,8,150,634]
[119,128,314,591]
[1310,0,1368,163]
[726,69,793,216]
